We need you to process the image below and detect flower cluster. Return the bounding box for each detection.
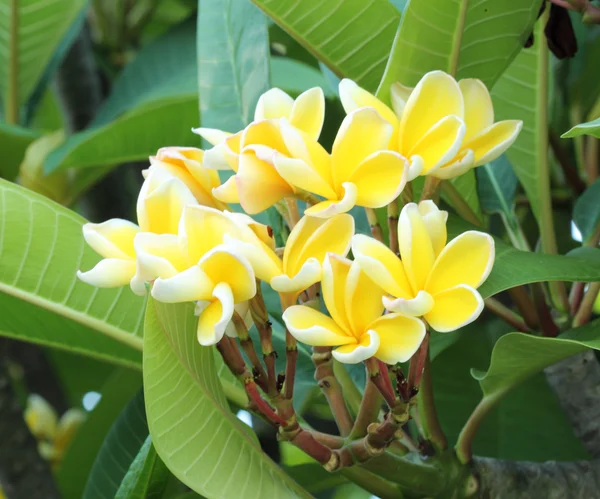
[78,70,512,364]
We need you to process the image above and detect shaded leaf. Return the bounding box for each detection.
[573,178,600,243]
[477,156,519,216]
[0,123,40,180]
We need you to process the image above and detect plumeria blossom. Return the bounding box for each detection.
[283,254,426,364]
[272,107,408,218]
[227,213,355,301]
[339,70,522,179]
[352,201,495,332]
[193,87,325,213]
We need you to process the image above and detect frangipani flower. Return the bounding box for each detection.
[272,108,408,218]
[192,87,325,212]
[227,214,354,300]
[352,201,495,332]
[339,71,522,179]
[283,254,426,364]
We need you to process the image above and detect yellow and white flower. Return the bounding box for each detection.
[352,201,495,332]
[272,108,408,218]
[193,87,325,213]
[283,254,426,364]
[339,71,522,179]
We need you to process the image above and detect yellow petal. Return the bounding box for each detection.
[425,284,484,332]
[77,259,137,288]
[425,230,494,295]
[349,150,408,208]
[398,203,435,292]
[345,261,385,337]
[223,233,283,283]
[273,155,337,199]
[351,234,412,299]
[289,87,325,140]
[304,182,358,218]
[398,70,464,155]
[197,282,235,345]
[180,205,243,263]
[198,246,256,302]
[408,115,466,175]
[212,175,240,204]
[418,201,448,258]
[242,120,288,153]
[54,409,86,454]
[151,265,214,303]
[431,149,474,180]
[228,212,276,250]
[192,127,231,146]
[459,79,494,141]
[271,257,321,294]
[82,219,139,259]
[254,88,294,121]
[383,290,434,316]
[282,305,354,346]
[134,233,187,284]
[390,82,413,117]
[332,330,380,364]
[465,120,523,167]
[339,79,398,128]
[369,314,426,364]
[25,395,57,439]
[321,254,353,334]
[236,148,294,214]
[137,169,198,234]
[195,129,241,171]
[331,108,393,187]
[284,214,354,281]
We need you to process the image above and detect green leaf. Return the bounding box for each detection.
[573,178,600,243]
[197,0,270,134]
[447,218,600,298]
[251,0,400,92]
[491,18,550,227]
[477,156,518,217]
[562,116,600,139]
[473,319,600,399]
[82,390,149,499]
[0,123,40,180]
[45,20,199,173]
[58,369,143,499]
[285,464,348,493]
[144,299,311,499]
[271,57,333,97]
[115,437,170,499]
[0,0,86,115]
[432,323,587,460]
[0,178,144,367]
[377,0,542,99]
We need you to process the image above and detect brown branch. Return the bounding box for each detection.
[349,377,382,439]
[485,298,531,333]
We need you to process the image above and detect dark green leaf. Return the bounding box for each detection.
[573,178,600,243]
[477,156,519,216]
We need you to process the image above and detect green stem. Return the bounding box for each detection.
[333,360,362,415]
[456,394,499,463]
[573,282,600,327]
[365,207,385,243]
[7,0,19,124]
[341,467,404,499]
[448,0,468,75]
[417,356,447,451]
[349,377,382,439]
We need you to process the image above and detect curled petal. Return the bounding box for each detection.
[134,233,186,284]
[369,314,426,364]
[351,234,412,299]
[418,201,448,257]
[289,87,326,140]
[197,282,235,346]
[273,155,337,199]
[193,129,241,171]
[398,203,435,292]
[345,261,385,336]
[212,175,240,204]
[425,284,484,332]
[383,290,434,316]
[349,150,408,208]
[322,254,353,334]
[77,259,136,288]
[431,149,475,180]
[304,182,358,218]
[283,305,354,346]
[271,257,321,294]
[459,79,494,141]
[254,88,294,121]
[198,246,256,303]
[242,120,287,153]
[192,127,231,146]
[332,330,380,364]
[407,155,425,181]
[390,82,413,118]
[151,265,214,303]
[426,230,494,295]
[339,79,398,128]
[466,120,523,167]
[82,219,139,259]
[222,234,282,283]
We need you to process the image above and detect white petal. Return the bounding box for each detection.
[304,182,358,218]
[77,259,136,288]
[270,257,322,294]
[191,127,231,146]
[82,219,139,259]
[151,265,214,303]
[383,290,434,316]
[332,330,380,364]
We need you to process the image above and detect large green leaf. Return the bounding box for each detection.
[473,319,600,399]
[82,390,149,499]
[573,178,600,243]
[251,0,400,92]
[432,324,587,460]
[58,369,143,499]
[491,19,550,227]
[115,437,169,499]
[477,156,518,217]
[271,57,333,98]
[0,123,39,180]
[144,299,310,499]
[197,0,270,134]
[0,178,145,367]
[0,0,85,117]
[377,0,542,99]
[562,116,600,139]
